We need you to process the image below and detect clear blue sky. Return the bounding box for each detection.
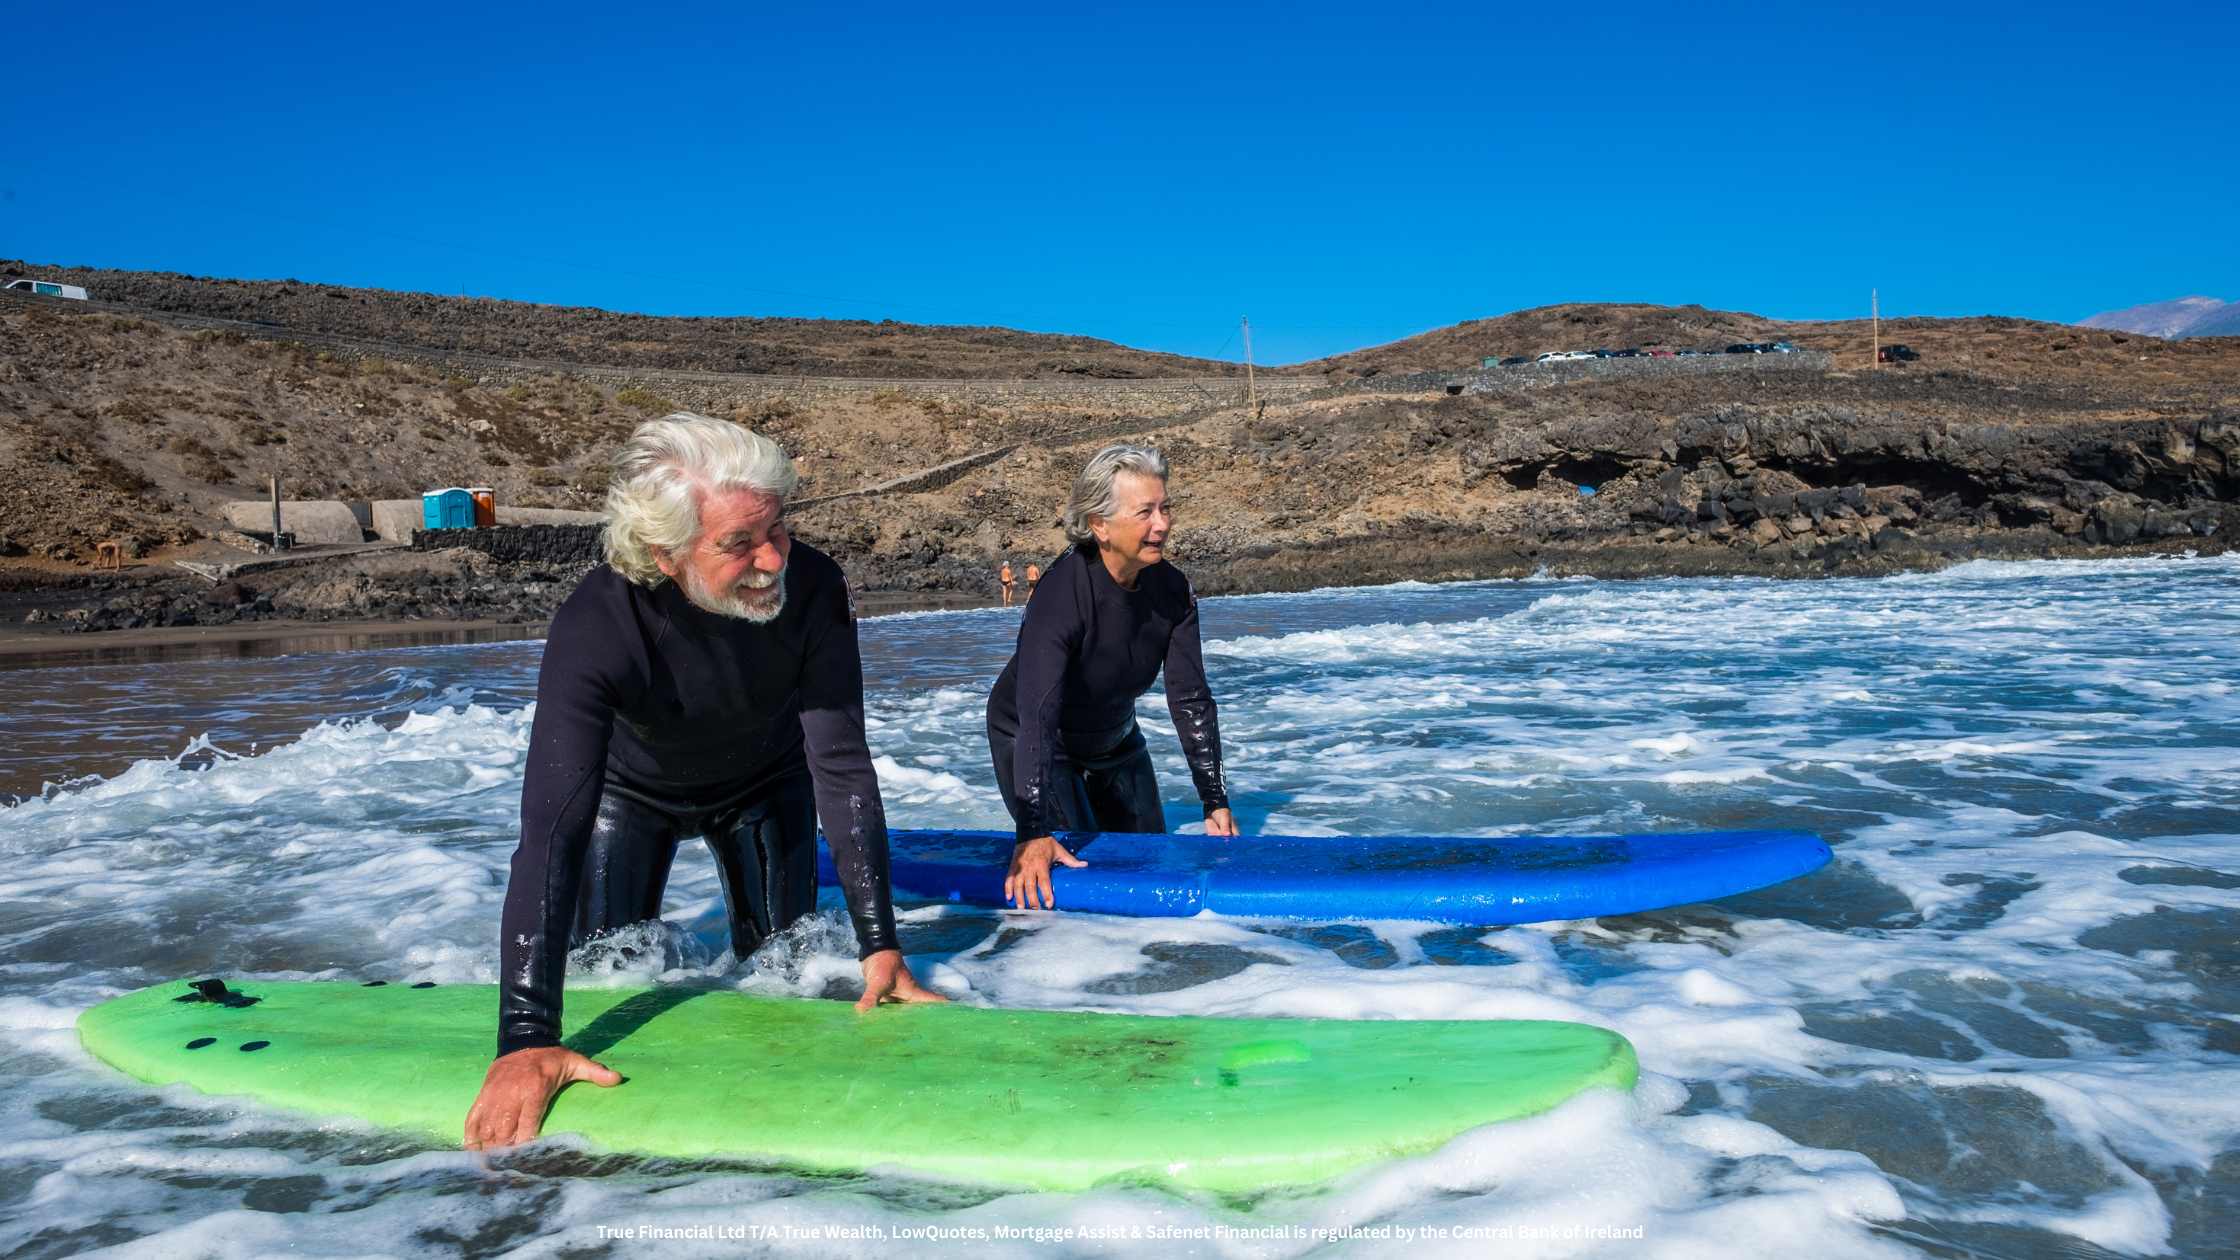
[5,1,2233,364]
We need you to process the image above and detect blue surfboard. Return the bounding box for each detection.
[819,829,1832,924]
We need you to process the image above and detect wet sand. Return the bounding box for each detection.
[0,619,546,670]
[0,590,998,671]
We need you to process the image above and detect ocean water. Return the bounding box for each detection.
[2,555,2236,1258]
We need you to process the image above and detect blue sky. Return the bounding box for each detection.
[5,2,2233,364]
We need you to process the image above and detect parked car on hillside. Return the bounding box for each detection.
[3,278,89,300]
[1725,342,1783,354]
[1647,348,1675,358]
[1498,355,1531,367]
[1534,350,1595,363]
[1769,341,1798,353]
[1877,344,1920,363]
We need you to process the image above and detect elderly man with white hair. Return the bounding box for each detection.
[465,412,943,1151]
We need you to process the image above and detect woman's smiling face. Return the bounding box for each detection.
[1092,471,1172,577]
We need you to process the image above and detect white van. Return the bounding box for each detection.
[3,279,90,300]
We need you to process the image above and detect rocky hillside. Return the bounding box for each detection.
[0,259,1252,379]
[5,277,2239,636]
[908,352,2239,597]
[0,299,1158,563]
[25,347,2236,637]
[1308,304,1783,377]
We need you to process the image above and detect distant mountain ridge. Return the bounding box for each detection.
[2078,296,2240,339]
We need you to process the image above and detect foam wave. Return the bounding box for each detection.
[5,552,2239,1255]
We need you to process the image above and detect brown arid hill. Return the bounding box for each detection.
[1308,303,2240,400]
[0,299,1163,564]
[1310,303,1783,377]
[812,345,2240,597]
[0,259,1252,380]
[4,285,2239,640]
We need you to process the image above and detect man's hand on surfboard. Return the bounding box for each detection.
[1204,808,1239,837]
[1005,836,1087,910]
[463,1046,622,1151]
[856,948,948,1012]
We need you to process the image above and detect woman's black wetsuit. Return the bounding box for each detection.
[985,544,1228,845]
[498,546,897,1057]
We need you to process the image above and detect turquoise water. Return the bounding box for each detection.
[2,555,2236,1257]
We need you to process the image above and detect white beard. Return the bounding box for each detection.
[681,564,787,623]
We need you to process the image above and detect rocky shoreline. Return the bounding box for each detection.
[3,517,2227,650]
[10,395,2236,640]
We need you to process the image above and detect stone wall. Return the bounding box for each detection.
[495,506,603,527]
[410,523,604,567]
[450,364,1328,417]
[793,444,1021,508]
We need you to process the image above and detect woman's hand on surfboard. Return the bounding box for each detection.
[856,948,948,1012]
[463,1046,622,1151]
[1204,808,1239,838]
[1005,837,1087,910]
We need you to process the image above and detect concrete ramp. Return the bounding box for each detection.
[221,500,366,546]
[368,499,424,543]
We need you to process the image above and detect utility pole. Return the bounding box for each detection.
[270,474,286,552]
[1241,317,1257,411]
[1871,288,1880,371]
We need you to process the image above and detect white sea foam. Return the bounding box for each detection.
[2,554,2237,1255]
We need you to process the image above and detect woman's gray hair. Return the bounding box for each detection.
[1063,443,1170,546]
[603,412,799,586]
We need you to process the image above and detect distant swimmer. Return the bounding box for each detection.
[465,413,942,1151]
[999,561,1016,607]
[985,444,1236,910]
[1025,562,1041,596]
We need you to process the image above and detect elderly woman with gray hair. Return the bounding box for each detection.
[987,444,1237,910]
[466,412,942,1152]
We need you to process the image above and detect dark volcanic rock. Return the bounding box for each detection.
[1517,406,2239,557]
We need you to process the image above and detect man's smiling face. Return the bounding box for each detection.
[657,484,792,622]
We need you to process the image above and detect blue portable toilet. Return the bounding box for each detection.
[422,488,477,529]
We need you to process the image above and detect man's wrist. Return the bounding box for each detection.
[496,1033,561,1059]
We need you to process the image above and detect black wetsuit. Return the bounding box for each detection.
[986,544,1227,845]
[498,546,897,1057]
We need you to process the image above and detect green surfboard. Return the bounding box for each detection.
[77,978,1637,1192]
